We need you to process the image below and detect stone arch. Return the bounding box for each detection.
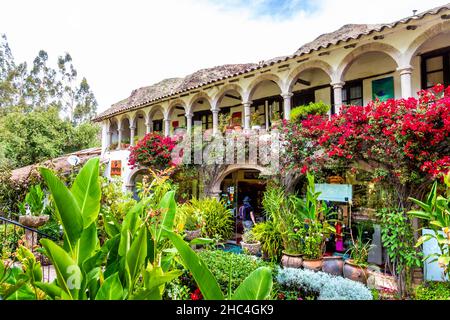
[286,60,334,92]
[403,20,450,67]
[208,164,272,196]
[187,92,212,114]
[148,105,165,120]
[125,167,149,199]
[211,83,245,110]
[168,98,189,114]
[244,73,284,102]
[335,42,402,83]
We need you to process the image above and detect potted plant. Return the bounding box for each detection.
[343,228,373,284]
[251,111,261,130]
[302,223,326,272]
[181,205,204,241]
[240,229,261,255]
[322,255,344,276]
[252,220,283,262]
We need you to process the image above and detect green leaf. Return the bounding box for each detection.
[163,229,224,300]
[40,167,83,250]
[408,210,431,220]
[77,223,98,266]
[416,234,434,247]
[41,239,82,300]
[231,267,273,300]
[71,158,101,228]
[156,191,176,242]
[119,202,144,257]
[35,282,63,300]
[95,273,123,300]
[126,228,147,285]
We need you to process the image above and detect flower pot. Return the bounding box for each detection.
[281,252,303,268]
[343,260,369,284]
[184,229,202,241]
[322,256,344,276]
[241,241,261,255]
[303,258,323,272]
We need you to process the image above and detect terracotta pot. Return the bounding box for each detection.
[184,229,202,241]
[19,215,49,228]
[343,260,369,284]
[281,252,303,268]
[303,258,323,272]
[241,241,261,255]
[322,256,344,276]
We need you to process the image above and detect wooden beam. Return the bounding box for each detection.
[224,94,241,101]
[296,78,311,86]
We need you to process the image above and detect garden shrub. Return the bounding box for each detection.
[190,198,233,241]
[277,268,373,300]
[415,282,450,300]
[196,250,274,294]
[290,101,330,122]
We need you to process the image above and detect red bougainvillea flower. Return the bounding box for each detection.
[128,133,178,169]
[190,288,203,301]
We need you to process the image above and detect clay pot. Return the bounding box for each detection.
[343,260,369,284]
[281,252,303,268]
[303,258,324,272]
[184,229,202,241]
[241,241,261,255]
[19,215,49,228]
[322,256,344,276]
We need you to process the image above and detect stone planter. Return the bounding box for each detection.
[322,256,344,276]
[343,259,369,284]
[303,258,323,272]
[19,215,49,250]
[281,252,303,268]
[241,241,261,255]
[367,270,399,293]
[184,229,202,241]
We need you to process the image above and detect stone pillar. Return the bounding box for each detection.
[117,120,123,150]
[130,125,136,147]
[243,101,252,131]
[332,82,345,115]
[282,92,293,121]
[186,113,193,135]
[164,118,171,137]
[398,66,413,99]
[212,109,219,135]
[145,121,153,134]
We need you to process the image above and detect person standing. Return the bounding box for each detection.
[239,196,256,232]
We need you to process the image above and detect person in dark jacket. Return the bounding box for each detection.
[239,196,256,232]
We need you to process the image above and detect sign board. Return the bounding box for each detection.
[315,184,353,203]
[111,160,122,176]
[423,229,449,282]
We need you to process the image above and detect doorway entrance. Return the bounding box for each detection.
[219,169,267,242]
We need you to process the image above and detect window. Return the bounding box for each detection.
[342,81,363,106]
[153,120,163,133]
[193,111,213,130]
[421,47,450,89]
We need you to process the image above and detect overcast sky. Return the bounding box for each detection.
[0,0,447,112]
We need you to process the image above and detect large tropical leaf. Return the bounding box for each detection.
[71,158,101,228]
[41,239,82,300]
[40,168,83,250]
[156,191,176,242]
[231,267,272,300]
[126,228,147,286]
[119,202,144,257]
[95,273,123,300]
[164,229,224,300]
[77,223,99,266]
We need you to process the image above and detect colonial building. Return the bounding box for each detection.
[94,4,450,203]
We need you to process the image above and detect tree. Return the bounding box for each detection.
[282,84,450,209]
[0,108,100,168]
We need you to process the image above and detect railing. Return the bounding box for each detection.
[0,216,59,283]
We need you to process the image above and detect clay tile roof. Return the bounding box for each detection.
[10,147,104,184]
[94,3,450,122]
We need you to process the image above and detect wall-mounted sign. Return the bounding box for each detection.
[372,77,394,102]
[315,184,353,203]
[111,160,122,176]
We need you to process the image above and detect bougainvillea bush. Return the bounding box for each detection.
[282,85,450,207]
[128,133,178,169]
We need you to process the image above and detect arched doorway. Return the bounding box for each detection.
[218,167,268,242]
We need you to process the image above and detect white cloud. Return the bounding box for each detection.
[0,0,447,112]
